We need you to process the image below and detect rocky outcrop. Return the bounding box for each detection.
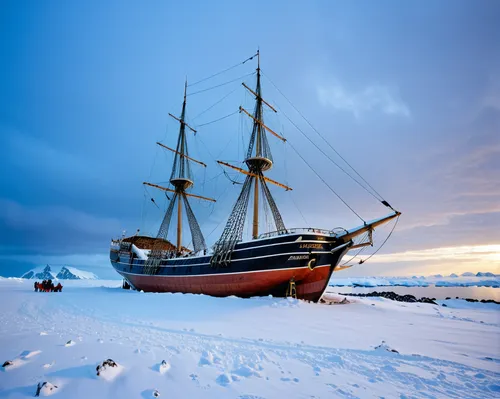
[339,291,438,305]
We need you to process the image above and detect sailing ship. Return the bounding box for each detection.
[110,51,401,302]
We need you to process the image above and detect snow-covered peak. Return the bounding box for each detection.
[21,265,98,280]
[22,265,57,280]
[461,272,475,277]
[56,267,98,280]
[476,272,496,277]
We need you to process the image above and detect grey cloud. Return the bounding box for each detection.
[317,82,410,118]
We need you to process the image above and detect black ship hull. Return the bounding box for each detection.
[110,232,351,302]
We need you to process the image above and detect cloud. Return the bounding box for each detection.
[359,244,500,265]
[0,252,110,268]
[0,199,122,254]
[317,82,410,118]
[480,74,500,112]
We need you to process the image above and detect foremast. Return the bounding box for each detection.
[212,51,291,266]
[143,82,215,274]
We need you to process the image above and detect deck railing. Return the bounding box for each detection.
[257,227,338,239]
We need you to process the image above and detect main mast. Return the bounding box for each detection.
[212,51,291,266]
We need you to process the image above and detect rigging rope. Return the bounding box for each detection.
[262,71,389,205]
[277,104,384,204]
[358,215,400,265]
[188,53,258,87]
[223,169,243,185]
[196,110,239,127]
[188,72,255,96]
[192,88,239,121]
[340,231,369,266]
[287,140,365,223]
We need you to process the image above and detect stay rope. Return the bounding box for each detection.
[262,71,389,206]
[187,72,255,96]
[357,214,400,265]
[287,140,365,223]
[188,53,258,87]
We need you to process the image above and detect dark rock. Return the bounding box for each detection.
[442,304,447,307]
[339,291,437,305]
[374,341,399,354]
[2,360,13,368]
[96,359,117,376]
[479,299,500,304]
[465,298,478,303]
[445,297,451,300]
[35,382,58,397]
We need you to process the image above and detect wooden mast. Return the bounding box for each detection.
[144,80,216,257]
[177,192,182,251]
[252,50,261,239]
[175,81,188,252]
[253,175,259,238]
[217,50,290,241]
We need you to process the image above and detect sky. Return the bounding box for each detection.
[1,0,499,279]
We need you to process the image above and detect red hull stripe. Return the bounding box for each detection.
[115,264,330,278]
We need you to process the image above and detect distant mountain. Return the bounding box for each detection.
[448,273,459,278]
[476,272,496,277]
[56,266,98,280]
[22,265,57,280]
[21,265,98,280]
[431,274,443,278]
[461,272,475,277]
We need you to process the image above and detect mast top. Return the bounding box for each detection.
[183,78,187,103]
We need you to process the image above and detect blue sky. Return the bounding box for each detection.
[1,0,499,278]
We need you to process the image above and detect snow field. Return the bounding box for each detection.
[0,279,499,398]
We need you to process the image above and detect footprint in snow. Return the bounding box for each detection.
[280,377,300,383]
[216,373,232,386]
[43,361,55,369]
[199,351,220,366]
[232,365,262,378]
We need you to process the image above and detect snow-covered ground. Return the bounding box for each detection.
[330,275,500,288]
[0,279,499,398]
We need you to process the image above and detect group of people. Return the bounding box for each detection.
[34,280,63,292]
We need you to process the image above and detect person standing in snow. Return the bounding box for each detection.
[34,281,39,292]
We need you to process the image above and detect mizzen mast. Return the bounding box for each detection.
[143,82,214,274]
